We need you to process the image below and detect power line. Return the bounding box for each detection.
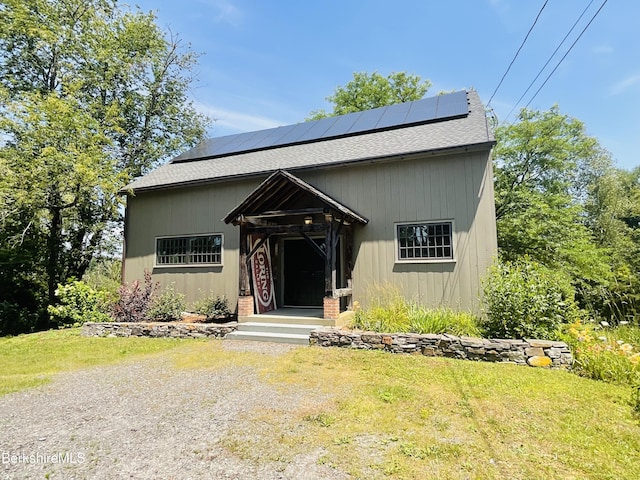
[524,0,609,109]
[503,0,596,124]
[487,0,549,108]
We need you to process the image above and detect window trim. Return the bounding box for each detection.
[394,220,456,264]
[154,233,224,268]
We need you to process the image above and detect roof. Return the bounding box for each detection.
[223,170,369,225]
[124,90,494,193]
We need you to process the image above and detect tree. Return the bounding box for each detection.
[308,71,431,120]
[493,105,640,321]
[0,0,211,330]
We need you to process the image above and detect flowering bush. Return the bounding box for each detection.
[561,321,640,412]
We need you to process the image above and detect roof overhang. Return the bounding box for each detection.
[223,170,368,226]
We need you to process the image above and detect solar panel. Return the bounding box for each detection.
[276,120,316,145]
[435,90,469,118]
[295,115,339,142]
[346,106,385,134]
[376,102,411,129]
[171,90,470,163]
[404,96,438,124]
[321,110,362,138]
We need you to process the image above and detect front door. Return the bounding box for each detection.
[283,238,325,307]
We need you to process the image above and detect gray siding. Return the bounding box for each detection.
[124,149,497,312]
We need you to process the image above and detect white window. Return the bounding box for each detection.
[396,221,454,262]
[156,234,223,266]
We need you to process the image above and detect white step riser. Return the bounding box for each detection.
[236,323,317,335]
[239,316,333,327]
[226,331,310,345]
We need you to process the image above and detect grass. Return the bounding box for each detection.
[171,341,640,479]
[0,328,187,395]
[352,283,481,336]
[2,329,640,479]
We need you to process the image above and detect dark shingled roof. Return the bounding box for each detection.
[124,90,494,193]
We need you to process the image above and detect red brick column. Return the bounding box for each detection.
[237,296,254,317]
[323,296,340,320]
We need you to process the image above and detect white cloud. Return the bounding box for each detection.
[609,74,640,96]
[197,0,243,27]
[195,102,284,133]
[593,44,614,54]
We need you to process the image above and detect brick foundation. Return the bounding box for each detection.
[237,296,255,317]
[323,296,340,320]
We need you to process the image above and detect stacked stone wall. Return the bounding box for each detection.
[82,322,237,339]
[310,329,573,368]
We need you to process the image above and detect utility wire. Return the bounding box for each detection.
[487,0,549,108]
[502,0,596,124]
[524,0,609,109]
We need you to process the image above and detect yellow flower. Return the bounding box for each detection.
[620,343,633,354]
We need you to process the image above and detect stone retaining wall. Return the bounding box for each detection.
[309,329,573,368]
[82,322,237,339]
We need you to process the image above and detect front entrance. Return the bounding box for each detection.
[282,238,324,307]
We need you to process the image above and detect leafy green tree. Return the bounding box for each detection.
[0,0,210,329]
[494,105,640,321]
[493,106,611,281]
[308,71,431,120]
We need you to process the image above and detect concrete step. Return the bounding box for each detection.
[225,330,310,345]
[239,315,334,327]
[236,322,318,336]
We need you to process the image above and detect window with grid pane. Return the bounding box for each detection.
[156,234,222,266]
[397,222,453,261]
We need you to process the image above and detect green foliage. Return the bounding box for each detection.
[352,284,481,336]
[482,258,583,340]
[193,292,232,320]
[147,287,186,322]
[308,71,431,120]
[82,258,122,303]
[111,271,158,322]
[494,105,640,324]
[0,301,40,336]
[47,280,111,327]
[0,0,210,332]
[561,322,640,391]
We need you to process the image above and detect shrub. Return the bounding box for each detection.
[561,322,640,385]
[193,293,232,320]
[48,280,111,327]
[111,271,158,322]
[481,258,584,340]
[147,287,186,322]
[0,301,40,336]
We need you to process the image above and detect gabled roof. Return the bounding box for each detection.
[124,90,494,193]
[223,170,368,225]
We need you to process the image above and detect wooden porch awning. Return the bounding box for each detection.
[222,170,368,226]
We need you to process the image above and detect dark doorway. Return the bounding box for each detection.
[283,238,325,307]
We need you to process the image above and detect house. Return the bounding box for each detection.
[122,90,497,325]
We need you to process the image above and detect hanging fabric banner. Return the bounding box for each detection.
[250,235,277,313]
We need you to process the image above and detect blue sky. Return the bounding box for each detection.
[130,0,639,170]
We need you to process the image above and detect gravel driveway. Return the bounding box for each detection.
[0,341,350,479]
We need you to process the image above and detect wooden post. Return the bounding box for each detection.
[324,213,333,297]
[239,220,250,296]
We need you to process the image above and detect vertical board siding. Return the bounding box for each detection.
[124,150,496,313]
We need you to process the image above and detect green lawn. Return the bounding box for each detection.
[1,329,639,479]
[0,328,186,395]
